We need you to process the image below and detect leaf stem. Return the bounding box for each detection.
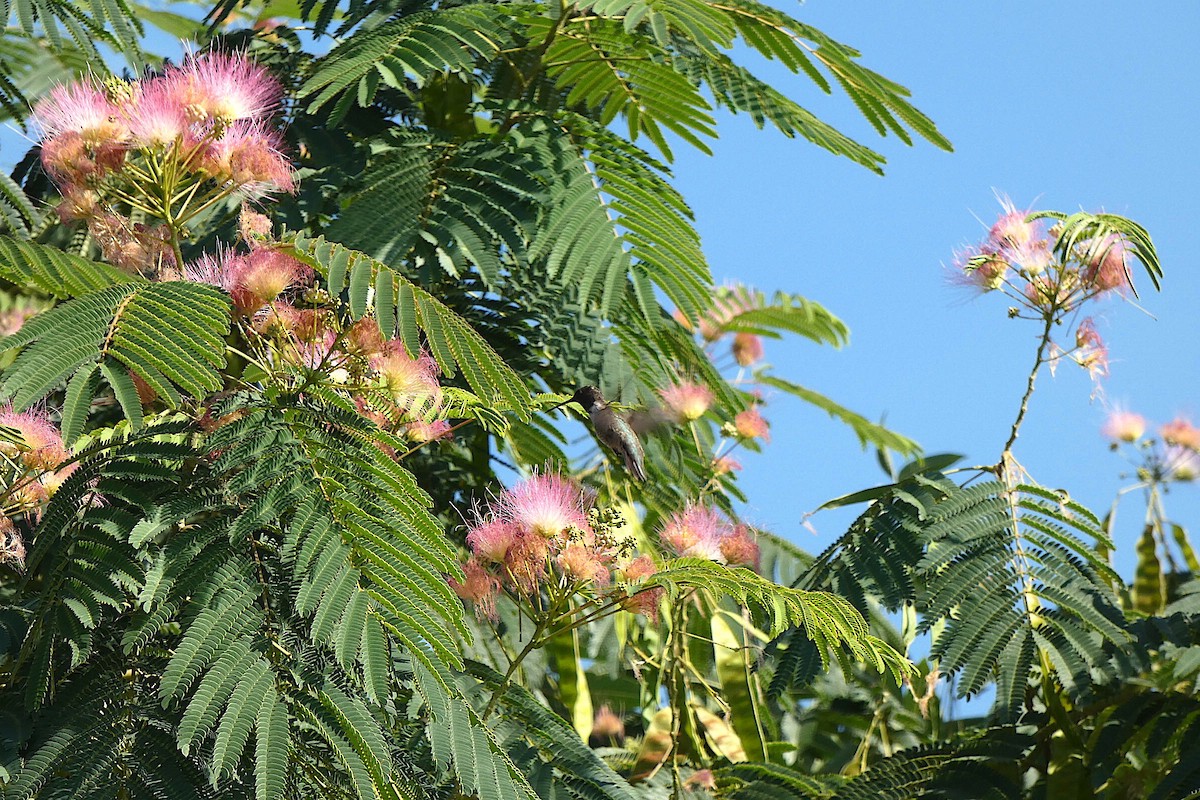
[1000,312,1056,465]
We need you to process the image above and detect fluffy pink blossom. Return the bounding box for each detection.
[731,333,763,366]
[500,472,591,540]
[621,555,657,582]
[184,245,244,291]
[659,382,714,421]
[954,246,1008,292]
[1073,318,1108,379]
[122,78,192,147]
[1083,234,1132,293]
[449,559,500,619]
[405,419,453,443]
[167,51,282,125]
[1161,417,1200,451]
[734,407,770,442]
[371,344,441,410]
[620,585,664,621]
[239,207,273,245]
[503,530,551,594]
[1101,410,1146,443]
[0,406,68,471]
[660,505,731,563]
[712,456,742,475]
[87,212,174,275]
[32,80,126,143]
[228,249,312,312]
[592,705,625,742]
[0,302,39,336]
[988,198,1036,252]
[557,543,609,584]
[719,525,760,568]
[1165,446,1200,482]
[202,120,294,195]
[466,518,518,562]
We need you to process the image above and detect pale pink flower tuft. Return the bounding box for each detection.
[405,419,453,444]
[449,559,500,619]
[988,198,1036,252]
[33,80,126,143]
[0,406,68,471]
[466,518,518,562]
[659,382,714,421]
[660,505,731,563]
[557,543,609,584]
[239,207,273,245]
[592,705,625,742]
[0,302,39,336]
[167,51,282,124]
[734,407,770,442]
[1161,417,1200,451]
[1083,234,1132,294]
[122,78,191,147]
[1101,410,1146,443]
[229,249,312,312]
[500,472,591,540]
[503,531,550,594]
[621,585,664,621]
[712,455,742,475]
[371,344,441,410]
[732,332,764,367]
[621,554,657,582]
[954,246,1008,292]
[1165,446,1200,482]
[184,245,244,292]
[719,525,760,568]
[1073,318,1108,379]
[203,120,294,195]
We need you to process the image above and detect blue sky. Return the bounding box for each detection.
[675,2,1200,583]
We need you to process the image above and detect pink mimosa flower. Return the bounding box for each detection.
[32,80,127,144]
[734,407,770,442]
[499,472,591,540]
[370,344,441,410]
[0,516,25,569]
[659,382,714,421]
[731,332,764,367]
[1082,234,1132,294]
[167,51,282,124]
[405,419,453,443]
[719,525,760,568]
[0,406,67,471]
[122,78,191,147]
[1101,410,1146,443]
[466,518,518,563]
[449,559,500,619]
[1161,417,1200,451]
[660,505,731,563]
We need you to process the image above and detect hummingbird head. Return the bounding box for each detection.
[570,385,604,411]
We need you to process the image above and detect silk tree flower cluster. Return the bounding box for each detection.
[1103,410,1200,482]
[33,51,293,276]
[0,406,77,569]
[955,198,1141,381]
[658,505,760,569]
[452,473,663,620]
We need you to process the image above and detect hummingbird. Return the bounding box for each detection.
[556,386,647,482]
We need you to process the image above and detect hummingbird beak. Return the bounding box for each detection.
[547,396,575,414]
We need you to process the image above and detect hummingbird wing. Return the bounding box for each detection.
[612,414,647,482]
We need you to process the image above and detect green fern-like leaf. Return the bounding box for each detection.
[0,235,136,297]
[0,281,229,412]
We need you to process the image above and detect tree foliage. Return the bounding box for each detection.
[0,2,1194,800]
